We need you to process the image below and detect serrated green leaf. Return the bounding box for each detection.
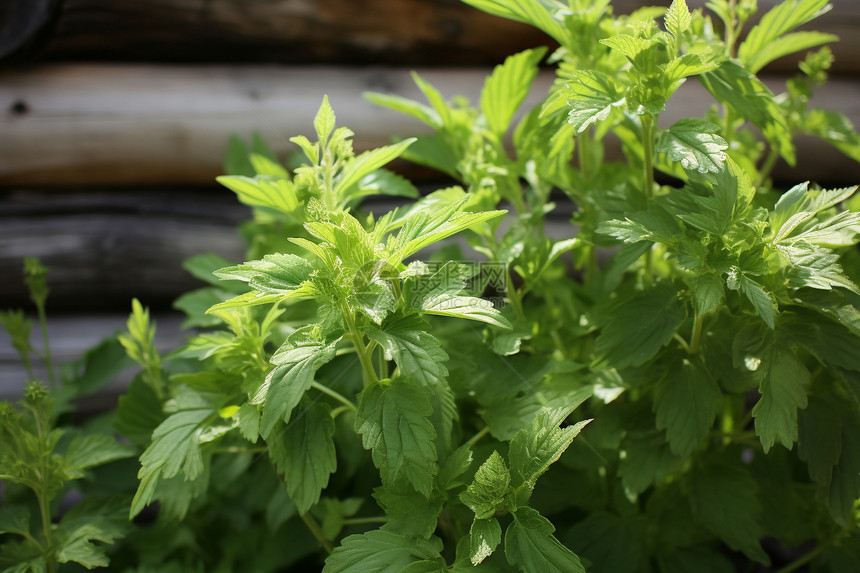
[751,342,810,452]
[565,70,625,134]
[594,285,686,368]
[114,374,165,448]
[0,507,29,537]
[687,463,769,564]
[656,119,728,174]
[509,407,590,490]
[214,253,313,293]
[366,316,448,388]
[216,175,301,216]
[236,402,260,444]
[798,395,842,486]
[323,530,445,573]
[314,95,337,143]
[253,340,337,439]
[505,507,585,573]
[268,402,337,513]
[336,139,417,197]
[390,198,506,260]
[355,377,438,496]
[654,359,722,457]
[461,0,566,44]
[55,497,128,569]
[802,109,860,163]
[665,0,692,44]
[618,431,684,497]
[420,294,511,329]
[739,0,832,73]
[364,92,441,128]
[728,270,778,328]
[690,274,725,314]
[700,61,795,165]
[373,481,444,539]
[828,411,860,526]
[130,389,220,517]
[470,517,502,565]
[64,434,136,477]
[481,47,546,136]
[792,211,860,248]
[460,451,511,519]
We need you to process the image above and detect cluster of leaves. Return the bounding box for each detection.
[4,0,860,571]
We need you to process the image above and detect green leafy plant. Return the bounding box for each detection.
[4,0,860,571]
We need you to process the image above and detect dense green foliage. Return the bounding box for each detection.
[4,0,860,571]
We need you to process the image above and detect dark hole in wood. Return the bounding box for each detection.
[9,100,29,115]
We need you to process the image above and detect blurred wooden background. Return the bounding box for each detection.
[1,0,859,394]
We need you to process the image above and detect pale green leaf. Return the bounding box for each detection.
[314,95,337,143]
[364,91,441,128]
[461,0,567,44]
[216,175,301,215]
[336,139,417,196]
[64,434,136,477]
[481,47,547,136]
[739,0,832,73]
[420,294,511,329]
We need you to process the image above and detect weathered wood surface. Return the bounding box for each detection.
[0,188,248,310]
[0,312,185,407]
[1,64,859,187]
[2,0,856,73]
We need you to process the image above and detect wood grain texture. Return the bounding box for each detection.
[1,64,858,187]
[3,0,853,73]
[0,188,249,310]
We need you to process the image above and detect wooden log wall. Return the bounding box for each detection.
[2,0,860,395]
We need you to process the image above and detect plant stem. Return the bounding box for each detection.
[774,545,824,573]
[342,307,378,386]
[689,313,704,355]
[641,115,655,201]
[35,302,56,389]
[341,516,388,526]
[467,426,491,447]
[300,512,333,555]
[506,282,526,322]
[37,486,55,573]
[641,115,656,283]
[311,381,358,412]
[755,147,779,188]
[211,446,267,454]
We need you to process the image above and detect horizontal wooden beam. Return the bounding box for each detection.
[2,64,859,188]
[0,312,185,406]
[4,0,857,73]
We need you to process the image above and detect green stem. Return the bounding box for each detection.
[342,306,378,386]
[640,115,657,283]
[774,545,824,573]
[467,426,491,447]
[35,302,56,389]
[755,147,779,188]
[211,446,267,454]
[300,512,333,555]
[641,115,655,201]
[37,486,55,573]
[689,313,704,355]
[341,516,389,526]
[311,381,358,412]
[507,284,526,322]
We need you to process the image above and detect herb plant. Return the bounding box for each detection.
[4,0,860,571]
